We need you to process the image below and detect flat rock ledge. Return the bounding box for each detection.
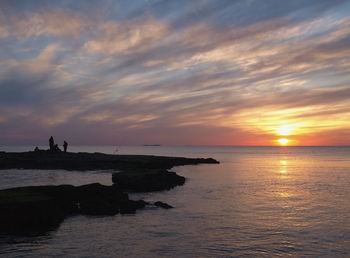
[0,151,219,171]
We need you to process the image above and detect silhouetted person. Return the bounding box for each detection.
[49,136,54,151]
[63,141,68,153]
[34,146,39,152]
[54,144,61,152]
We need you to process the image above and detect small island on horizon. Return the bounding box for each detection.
[0,146,219,235]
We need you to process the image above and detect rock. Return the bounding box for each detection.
[0,151,220,235]
[112,168,185,192]
[0,151,219,171]
[119,200,148,214]
[154,201,173,209]
[0,183,146,234]
[0,198,66,234]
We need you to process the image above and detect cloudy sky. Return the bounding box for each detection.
[1,0,350,146]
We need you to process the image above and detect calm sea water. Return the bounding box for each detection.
[1,146,350,257]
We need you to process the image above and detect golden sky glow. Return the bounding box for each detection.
[278,139,290,146]
[0,1,350,145]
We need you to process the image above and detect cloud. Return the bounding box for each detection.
[5,10,92,40]
[0,12,10,38]
[1,0,350,145]
[83,16,169,55]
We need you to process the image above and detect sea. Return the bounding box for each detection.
[0,145,350,257]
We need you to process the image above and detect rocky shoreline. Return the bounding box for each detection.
[0,151,219,171]
[0,151,219,235]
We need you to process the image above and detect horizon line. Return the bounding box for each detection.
[1,144,350,147]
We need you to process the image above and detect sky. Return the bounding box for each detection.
[1,0,350,146]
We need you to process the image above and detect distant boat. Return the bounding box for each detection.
[143,144,161,146]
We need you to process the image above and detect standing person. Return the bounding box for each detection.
[54,144,61,152]
[49,136,54,151]
[63,140,68,153]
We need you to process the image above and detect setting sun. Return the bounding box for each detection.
[278,138,289,145]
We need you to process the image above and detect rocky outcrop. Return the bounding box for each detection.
[154,201,173,209]
[0,151,219,171]
[112,168,185,192]
[0,151,219,193]
[0,184,148,234]
[0,151,220,235]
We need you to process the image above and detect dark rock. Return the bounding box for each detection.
[0,198,66,234]
[112,168,185,192]
[154,201,173,209]
[119,199,148,214]
[0,151,219,171]
[0,183,146,234]
[0,151,220,235]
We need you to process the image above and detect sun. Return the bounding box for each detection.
[278,138,289,145]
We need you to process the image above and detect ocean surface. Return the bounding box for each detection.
[1,146,350,257]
